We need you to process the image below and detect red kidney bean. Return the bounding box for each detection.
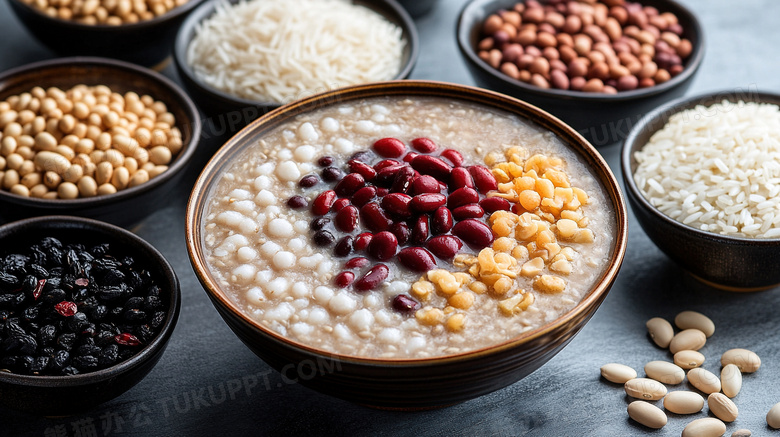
[410,193,447,213]
[452,219,495,249]
[332,198,350,212]
[431,206,453,235]
[367,231,398,261]
[348,159,377,181]
[375,164,407,186]
[376,187,389,197]
[447,186,479,209]
[351,150,373,163]
[317,156,334,167]
[480,197,511,213]
[311,190,337,215]
[392,294,420,313]
[403,152,419,163]
[353,233,373,251]
[373,137,406,158]
[411,215,429,245]
[374,159,401,171]
[427,235,463,259]
[344,256,369,269]
[334,173,365,197]
[351,186,376,207]
[298,174,319,188]
[360,202,393,232]
[334,236,353,257]
[335,205,359,232]
[390,222,411,245]
[381,193,413,219]
[440,148,464,167]
[411,175,441,195]
[397,247,437,272]
[390,166,416,194]
[468,165,498,194]
[411,137,437,153]
[334,271,355,288]
[313,230,335,246]
[452,204,485,220]
[449,167,475,191]
[354,264,389,291]
[410,155,453,181]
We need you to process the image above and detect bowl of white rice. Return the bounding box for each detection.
[173,0,418,128]
[622,89,780,291]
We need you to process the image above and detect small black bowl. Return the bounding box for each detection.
[457,0,704,146]
[6,0,206,67]
[622,89,780,291]
[173,0,419,129]
[0,57,201,227]
[0,215,180,416]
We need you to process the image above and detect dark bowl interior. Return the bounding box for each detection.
[173,0,419,131]
[0,57,201,227]
[187,80,628,409]
[0,216,181,416]
[622,89,780,291]
[457,0,705,146]
[6,0,206,67]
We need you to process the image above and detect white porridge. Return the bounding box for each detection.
[202,97,615,359]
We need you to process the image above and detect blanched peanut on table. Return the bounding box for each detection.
[0,85,181,199]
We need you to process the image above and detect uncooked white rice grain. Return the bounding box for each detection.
[634,100,780,238]
[187,0,405,104]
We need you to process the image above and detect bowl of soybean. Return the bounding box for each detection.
[6,0,206,66]
[0,57,201,227]
[0,215,181,416]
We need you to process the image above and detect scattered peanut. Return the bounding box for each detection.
[681,418,726,437]
[707,393,738,422]
[599,363,636,384]
[663,391,704,415]
[721,348,761,373]
[646,316,674,348]
[627,401,666,429]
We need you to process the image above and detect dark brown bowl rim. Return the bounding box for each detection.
[0,215,181,386]
[0,56,201,209]
[456,0,705,102]
[7,0,207,30]
[172,0,420,110]
[186,80,628,365]
[621,89,780,246]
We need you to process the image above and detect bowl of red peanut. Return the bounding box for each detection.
[457,0,704,145]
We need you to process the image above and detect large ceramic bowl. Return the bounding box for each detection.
[173,0,419,128]
[0,57,201,227]
[622,89,780,291]
[0,216,181,416]
[457,0,704,146]
[186,80,628,409]
[6,0,205,67]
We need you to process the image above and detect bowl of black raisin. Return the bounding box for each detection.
[0,215,180,416]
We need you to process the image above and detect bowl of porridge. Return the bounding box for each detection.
[186,80,627,408]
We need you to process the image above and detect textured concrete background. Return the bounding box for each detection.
[1,0,779,435]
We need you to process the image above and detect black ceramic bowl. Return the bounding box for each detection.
[186,80,628,409]
[457,0,704,146]
[622,89,780,291]
[0,216,180,416]
[0,57,201,227]
[6,0,205,67]
[173,0,419,130]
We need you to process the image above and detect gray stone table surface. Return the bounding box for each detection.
[1,0,779,436]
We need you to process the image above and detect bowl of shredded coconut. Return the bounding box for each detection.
[622,89,780,291]
[173,0,418,128]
